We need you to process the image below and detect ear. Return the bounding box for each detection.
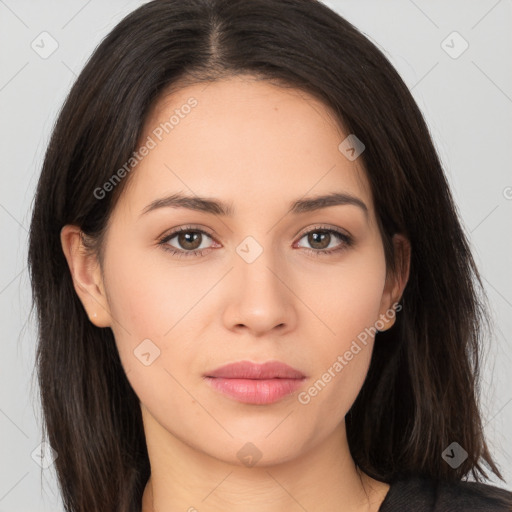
[60,225,112,328]
[377,233,410,331]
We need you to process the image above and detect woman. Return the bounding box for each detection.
[28,0,512,510]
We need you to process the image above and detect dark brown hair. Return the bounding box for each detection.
[28,0,504,510]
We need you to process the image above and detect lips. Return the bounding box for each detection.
[204,361,306,405]
[205,360,306,379]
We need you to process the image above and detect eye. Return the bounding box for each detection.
[158,226,218,258]
[295,226,353,256]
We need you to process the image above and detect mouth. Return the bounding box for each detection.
[204,360,306,405]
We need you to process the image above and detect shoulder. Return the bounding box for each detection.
[379,474,512,511]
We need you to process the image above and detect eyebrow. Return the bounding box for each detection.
[140,191,368,218]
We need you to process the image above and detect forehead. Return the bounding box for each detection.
[118,75,373,219]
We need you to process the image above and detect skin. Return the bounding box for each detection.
[61,75,410,512]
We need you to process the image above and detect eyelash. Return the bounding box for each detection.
[157,224,353,259]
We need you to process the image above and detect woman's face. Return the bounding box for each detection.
[80,75,405,466]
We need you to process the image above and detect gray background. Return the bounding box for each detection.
[1,0,511,510]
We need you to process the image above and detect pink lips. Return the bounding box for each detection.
[204,360,306,405]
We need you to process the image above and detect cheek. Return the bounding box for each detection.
[295,247,386,424]
[103,243,213,337]
[295,309,379,443]
[302,245,387,344]
[102,253,207,412]
[100,245,187,374]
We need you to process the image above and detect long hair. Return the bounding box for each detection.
[28,0,502,510]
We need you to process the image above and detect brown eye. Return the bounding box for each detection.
[296,227,353,256]
[307,230,332,250]
[159,227,217,257]
[175,231,203,250]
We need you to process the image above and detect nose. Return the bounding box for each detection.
[221,240,297,336]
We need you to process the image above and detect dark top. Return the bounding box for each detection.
[379,476,512,511]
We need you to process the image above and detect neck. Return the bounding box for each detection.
[140,409,389,512]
